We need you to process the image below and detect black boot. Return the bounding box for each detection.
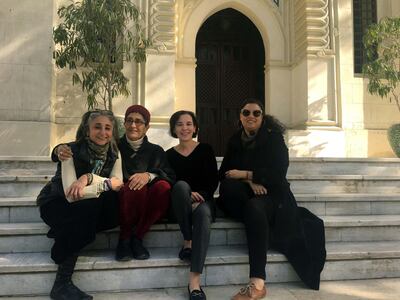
[50,254,93,300]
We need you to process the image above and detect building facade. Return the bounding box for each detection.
[0,0,399,157]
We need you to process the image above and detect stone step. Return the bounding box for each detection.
[1,157,400,176]
[2,215,400,253]
[1,193,400,223]
[1,241,400,296]
[287,157,400,176]
[1,174,399,197]
[7,279,400,300]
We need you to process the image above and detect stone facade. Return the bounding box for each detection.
[0,0,399,157]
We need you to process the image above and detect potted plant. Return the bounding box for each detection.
[363,17,400,157]
[53,0,151,112]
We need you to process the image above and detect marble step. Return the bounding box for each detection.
[1,241,400,296]
[1,157,400,176]
[2,215,400,253]
[0,174,399,197]
[1,193,400,223]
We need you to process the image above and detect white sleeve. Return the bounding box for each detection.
[110,150,123,180]
[61,159,104,202]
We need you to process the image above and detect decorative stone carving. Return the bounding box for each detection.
[294,0,332,58]
[148,0,176,53]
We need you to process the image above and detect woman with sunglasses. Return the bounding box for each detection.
[166,110,218,300]
[115,105,175,261]
[218,99,325,300]
[37,110,123,300]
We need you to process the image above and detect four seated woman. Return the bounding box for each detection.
[38,102,324,299]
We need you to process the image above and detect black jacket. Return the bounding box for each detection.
[219,125,326,290]
[118,135,175,185]
[36,141,118,207]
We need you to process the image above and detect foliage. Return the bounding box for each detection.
[363,17,400,113]
[53,0,151,110]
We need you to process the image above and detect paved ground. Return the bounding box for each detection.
[2,278,400,300]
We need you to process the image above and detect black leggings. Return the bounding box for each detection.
[218,178,276,280]
[170,181,212,274]
[40,191,119,264]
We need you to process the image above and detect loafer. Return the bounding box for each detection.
[231,282,266,300]
[115,239,132,261]
[130,236,150,260]
[188,285,206,300]
[179,247,192,262]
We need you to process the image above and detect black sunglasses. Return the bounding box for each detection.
[241,109,262,117]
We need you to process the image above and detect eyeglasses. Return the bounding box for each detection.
[241,109,262,117]
[125,118,146,126]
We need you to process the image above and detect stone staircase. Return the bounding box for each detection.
[0,157,400,296]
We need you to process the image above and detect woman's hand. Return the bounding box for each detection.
[65,175,87,201]
[110,177,124,192]
[128,173,150,190]
[191,192,205,203]
[56,144,73,161]
[225,169,249,180]
[248,181,268,196]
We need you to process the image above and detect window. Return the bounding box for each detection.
[353,0,377,74]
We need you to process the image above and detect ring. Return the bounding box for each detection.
[60,151,63,155]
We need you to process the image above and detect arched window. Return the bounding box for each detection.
[353,0,377,74]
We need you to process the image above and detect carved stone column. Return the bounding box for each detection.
[293,0,337,126]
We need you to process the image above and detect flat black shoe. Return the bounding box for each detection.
[50,280,93,300]
[179,247,192,262]
[188,285,206,300]
[115,239,132,261]
[130,236,150,260]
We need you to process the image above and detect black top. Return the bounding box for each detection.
[118,135,175,185]
[166,143,218,200]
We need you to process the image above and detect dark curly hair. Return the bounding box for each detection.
[169,110,199,138]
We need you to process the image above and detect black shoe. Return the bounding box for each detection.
[50,280,93,300]
[179,247,192,262]
[115,239,133,261]
[188,285,206,300]
[130,236,150,260]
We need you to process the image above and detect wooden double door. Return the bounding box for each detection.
[195,8,265,156]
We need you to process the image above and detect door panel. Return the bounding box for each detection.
[195,9,265,156]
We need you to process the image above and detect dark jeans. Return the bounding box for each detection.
[218,178,276,280]
[40,191,119,264]
[170,181,212,274]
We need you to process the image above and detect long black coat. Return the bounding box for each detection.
[219,125,326,290]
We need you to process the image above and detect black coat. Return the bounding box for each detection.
[118,135,176,185]
[36,141,118,207]
[219,125,326,290]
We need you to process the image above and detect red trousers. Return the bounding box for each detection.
[118,180,171,240]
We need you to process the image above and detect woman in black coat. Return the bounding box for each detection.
[37,110,124,300]
[218,99,326,300]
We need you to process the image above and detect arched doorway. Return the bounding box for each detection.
[195,8,265,156]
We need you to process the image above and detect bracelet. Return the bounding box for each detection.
[86,173,93,185]
[104,178,112,191]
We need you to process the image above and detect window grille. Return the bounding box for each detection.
[353,0,377,74]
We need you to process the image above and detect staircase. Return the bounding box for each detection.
[1,156,400,296]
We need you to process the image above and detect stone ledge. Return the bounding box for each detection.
[3,215,400,236]
[1,241,400,274]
